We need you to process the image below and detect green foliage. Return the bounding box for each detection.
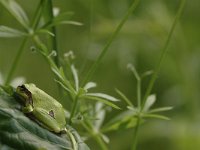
[0,0,188,149]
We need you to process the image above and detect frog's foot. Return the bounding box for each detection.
[22,105,33,113]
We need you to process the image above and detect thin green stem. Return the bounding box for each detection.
[68,95,79,125]
[142,0,186,108]
[82,121,108,150]
[94,135,108,150]
[137,79,141,110]
[45,0,60,66]
[131,116,141,150]
[4,38,28,85]
[31,0,45,30]
[128,64,141,109]
[81,0,140,86]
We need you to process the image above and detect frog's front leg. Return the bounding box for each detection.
[22,105,34,113]
[32,107,62,133]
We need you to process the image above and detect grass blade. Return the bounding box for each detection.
[0,26,27,37]
[86,93,119,102]
[83,96,120,109]
[0,0,29,29]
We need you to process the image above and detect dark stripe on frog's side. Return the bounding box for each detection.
[18,85,34,107]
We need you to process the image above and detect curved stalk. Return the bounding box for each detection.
[131,117,141,150]
[68,95,79,125]
[142,0,186,108]
[81,0,141,86]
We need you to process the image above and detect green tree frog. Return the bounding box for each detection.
[16,83,66,133]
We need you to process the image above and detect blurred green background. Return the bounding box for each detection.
[0,0,200,149]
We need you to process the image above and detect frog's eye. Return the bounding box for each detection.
[18,85,27,92]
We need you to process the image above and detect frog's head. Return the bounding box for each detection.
[16,83,35,105]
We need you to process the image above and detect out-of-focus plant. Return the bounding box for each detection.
[0,0,142,149]
[0,0,187,149]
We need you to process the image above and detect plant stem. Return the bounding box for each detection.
[68,95,79,125]
[137,79,141,110]
[45,0,60,66]
[142,0,186,108]
[94,134,108,150]
[131,116,141,150]
[4,38,28,85]
[81,0,140,86]
[82,121,108,150]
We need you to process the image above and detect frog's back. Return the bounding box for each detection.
[24,84,66,129]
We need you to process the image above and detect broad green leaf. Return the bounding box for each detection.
[0,26,27,38]
[0,89,90,150]
[67,126,90,150]
[115,89,133,107]
[143,94,156,112]
[142,114,170,120]
[101,110,138,132]
[83,96,120,109]
[85,93,119,102]
[0,0,29,29]
[148,106,173,113]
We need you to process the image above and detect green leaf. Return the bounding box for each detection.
[46,21,83,28]
[36,29,55,37]
[71,64,79,91]
[148,106,173,113]
[0,0,29,29]
[142,114,170,120]
[0,26,27,38]
[83,96,120,109]
[83,82,97,91]
[102,110,138,132]
[85,93,119,102]
[143,94,156,112]
[41,11,82,29]
[115,89,133,107]
[0,90,90,150]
